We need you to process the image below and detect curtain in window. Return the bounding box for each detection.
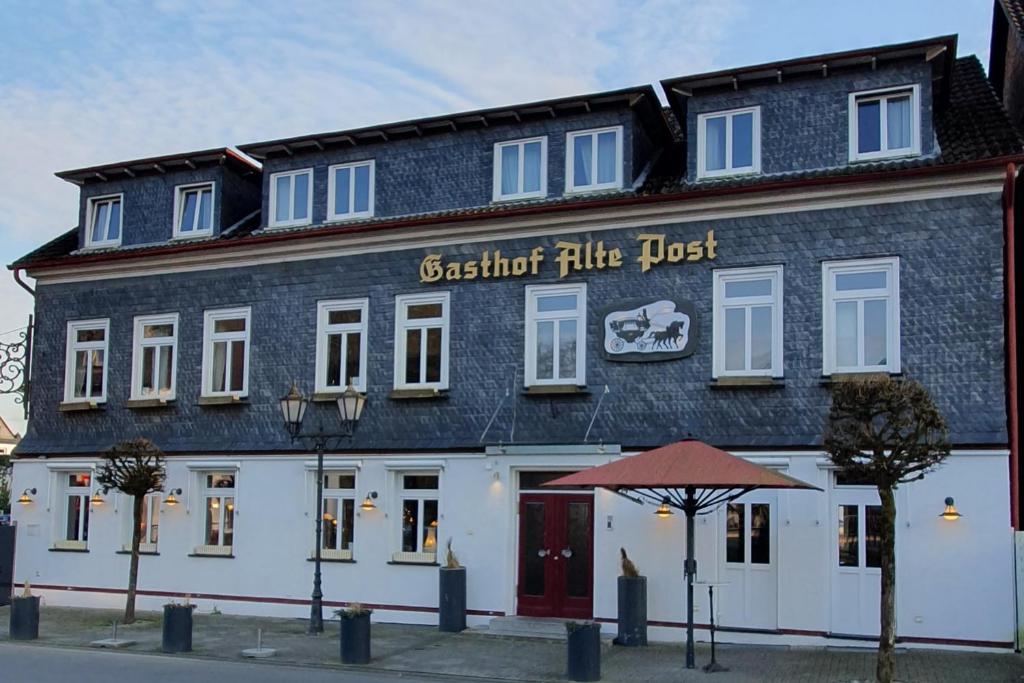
[573,136,592,186]
[212,341,227,392]
[197,190,211,230]
[705,117,727,171]
[501,145,519,195]
[596,131,616,184]
[886,96,911,150]
[158,345,173,393]
[523,142,541,193]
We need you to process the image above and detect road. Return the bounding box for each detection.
[0,643,482,683]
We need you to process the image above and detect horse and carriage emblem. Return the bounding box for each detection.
[600,298,698,362]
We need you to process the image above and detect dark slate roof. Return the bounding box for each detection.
[1002,0,1024,34]
[10,56,1023,272]
[56,147,261,186]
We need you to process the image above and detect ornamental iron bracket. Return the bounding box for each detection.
[0,316,32,419]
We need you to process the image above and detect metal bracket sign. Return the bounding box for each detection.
[0,316,32,419]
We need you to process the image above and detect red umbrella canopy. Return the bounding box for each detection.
[544,439,818,492]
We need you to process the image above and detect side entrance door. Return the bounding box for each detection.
[517,493,594,619]
[830,486,883,637]
[718,494,778,631]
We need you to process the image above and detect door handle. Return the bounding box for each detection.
[537,549,550,558]
[561,548,573,559]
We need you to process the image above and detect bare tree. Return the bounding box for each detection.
[0,454,10,514]
[825,376,950,683]
[96,438,166,624]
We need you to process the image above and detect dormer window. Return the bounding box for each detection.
[174,183,214,238]
[697,107,760,179]
[493,137,547,201]
[327,161,374,221]
[85,194,123,248]
[269,168,313,228]
[849,85,920,162]
[566,126,623,193]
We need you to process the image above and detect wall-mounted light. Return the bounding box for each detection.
[17,488,36,505]
[655,497,674,518]
[940,497,962,521]
[90,492,105,506]
[360,491,378,511]
[165,489,183,506]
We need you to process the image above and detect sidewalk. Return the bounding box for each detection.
[1,605,1023,682]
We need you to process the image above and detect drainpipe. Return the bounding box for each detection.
[12,268,35,297]
[1006,162,1019,530]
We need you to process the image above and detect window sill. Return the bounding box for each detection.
[313,391,367,403]
[389,388,447,400]
[197,395,247,406]
[697,169,760,181]
[49,547,89,553]
[563,185,623,197]
[59,401,103,412]
[116,550,160,556]
[820,372,901,385]
[523,384,587,396]
[492,193,547,204]
[170,232,214,242]
[848,151,920,164]
[387,560,440,567]
[188,552,235,559]
[710,377,783,389]
[307,557,356,564]
[266,221,313,230]
[126,398,174,409]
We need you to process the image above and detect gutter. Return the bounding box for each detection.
[12,268,35,297]
[10,154,1024,274]
[1007,162,1020,530]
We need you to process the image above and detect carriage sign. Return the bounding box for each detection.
[599,298,699,362]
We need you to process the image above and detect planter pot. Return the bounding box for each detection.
[162,605,195,653]
[614,575,648,647]
[9,596,40,640]
[438,566,467,633]
[566,621,601,682]
[340,612,371,664]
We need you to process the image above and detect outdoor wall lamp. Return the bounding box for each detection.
[90,492,105,506]
[17,488,36,505]
[655,497,674,518]
[940,497,962,521]
[165,489,183,506]
[360,491,378,511]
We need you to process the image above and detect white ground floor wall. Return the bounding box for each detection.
[9,446,1015,650]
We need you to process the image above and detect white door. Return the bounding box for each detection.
[718,494,778,631]
[830,485,882,636]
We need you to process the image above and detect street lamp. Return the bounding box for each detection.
[279,382,366,635]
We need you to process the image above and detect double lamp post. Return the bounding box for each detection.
[279,382,367,635]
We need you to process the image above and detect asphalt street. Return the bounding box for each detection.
[0,643,484,683]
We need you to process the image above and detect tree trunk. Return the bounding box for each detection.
[125,494,145,624]
[876,485,897,683]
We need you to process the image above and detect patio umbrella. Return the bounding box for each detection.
[545,438,819,670]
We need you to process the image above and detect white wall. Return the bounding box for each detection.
[9,449,1014,648]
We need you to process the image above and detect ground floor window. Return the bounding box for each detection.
[393,472,439,563]
[838,504,882,568]
[320,471,356,560]
[196,472,235,556]
[725,502,770,565]
[123,494,160,552]
[57,472,92,550]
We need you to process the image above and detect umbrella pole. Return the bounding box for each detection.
[684,486,696,669]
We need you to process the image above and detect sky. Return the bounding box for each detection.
[0,0,996,436]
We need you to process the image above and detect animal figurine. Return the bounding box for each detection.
[445,538,461,569]
[21,581,31,598]
[620,547,640,578]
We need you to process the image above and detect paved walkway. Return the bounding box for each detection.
[1,606,1023,682]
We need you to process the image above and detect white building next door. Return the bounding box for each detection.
[718,494,778,631]
[830,483,882,637]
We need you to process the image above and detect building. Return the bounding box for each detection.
[0,416,19,457]
[7,32,1024,650]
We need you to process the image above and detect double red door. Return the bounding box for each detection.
[517,493,594,619]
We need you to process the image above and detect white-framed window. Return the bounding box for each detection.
[394,292,450,390]
[58,472,92,549]
[131,313,178,400]
[197,472,235,555]
[725,502,771,565]
[712,266,783,378]
[268,168,313,228]
[697,106,761,179]
[173,182,215,238]
[493,137,547,201]
[822,257,901,375]
[315,299,368,393]
[320,471,356,560]
[848,85,921,162]
[327,160,374,221]
[525,283,586,386]
[201,307,251,397]
[566,126,623,193]
[85,194,123,248]
[64,319,110,403]
[122,493,161,553]
[393,472,440,563]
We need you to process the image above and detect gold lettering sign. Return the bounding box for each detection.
[419,231,716,283]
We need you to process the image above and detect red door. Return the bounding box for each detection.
[517,493,593,619]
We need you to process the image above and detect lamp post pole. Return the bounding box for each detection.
[310,436,326,634]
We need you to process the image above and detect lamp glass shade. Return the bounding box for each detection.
[655,498,674,518]
[90,492,104,506]
[360,494,377,511]
[337,384,366,424]
[279,384,308,432]
[165,492,179,506]
[940,497,961,520]
[17,492,32,505]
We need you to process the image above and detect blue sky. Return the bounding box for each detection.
[0,0,995,434]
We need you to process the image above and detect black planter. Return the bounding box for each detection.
[162,604,195,653]
[340,612,371,664]
[9,596,40,640]
[438,566,467,633]
[614,575,648,647]
[566,621,601,682]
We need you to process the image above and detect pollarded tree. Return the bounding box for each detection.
[824,376,950,683]
[97,438,166,624]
